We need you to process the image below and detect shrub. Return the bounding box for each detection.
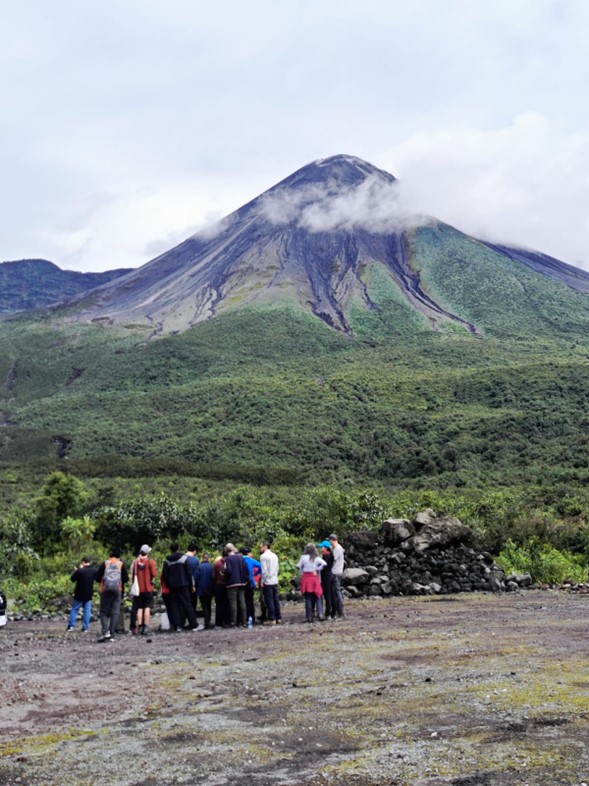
[497,538,588,585]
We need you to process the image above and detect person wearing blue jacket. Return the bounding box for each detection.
[195,553,214,629]
[240,547,261,625]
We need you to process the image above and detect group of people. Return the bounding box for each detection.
[66,535,346,641]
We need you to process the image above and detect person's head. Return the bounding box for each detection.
[170,542,179,553]
[81,557,91,566]
[109,548,121,559]
[318,540,331,553]
[186,543,198,554]
[225,542,236,555]
[240,547,252,556]
[304,543,318,560]
[328,534,339,545]
[139,544,151,556]
[259,541,271,553]
[222,545,232,557]
[202,552,210,562]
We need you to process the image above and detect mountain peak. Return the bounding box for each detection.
[271,154,396,193]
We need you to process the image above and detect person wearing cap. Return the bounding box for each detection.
[130,545,157,635]
[318,541,335,620]
[329,534,345,619]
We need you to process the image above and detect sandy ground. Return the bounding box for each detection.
[1,591,589,786]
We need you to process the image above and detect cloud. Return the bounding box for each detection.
[259,176,428,235]
[382,113,589,267]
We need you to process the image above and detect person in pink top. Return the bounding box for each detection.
[297,543,327,623]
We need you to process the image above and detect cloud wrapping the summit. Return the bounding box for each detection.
[260,176,427,235]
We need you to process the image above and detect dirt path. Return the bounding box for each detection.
[1,591,589,785]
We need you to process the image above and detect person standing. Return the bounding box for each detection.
[196,553,214,629]
[94,549,128,642]
[130,545,157,635]
[318,541,335,619]
[224,543,249,627]
[329,534,345,618]
[185,544,200,620]
[213,548,231,628]
[259,541,281,625]
[161,543,199,632]
[297,544,327,623]
[66,557,96,633]
[240,547,261,625]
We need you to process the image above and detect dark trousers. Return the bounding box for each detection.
[321,574,334,618]
[245,584,256,624]
[215,585,231,627]
[170,586,197,629]
[99,590,121,637]
[227,586,246,626]
[332,574,344,617]
[200,594,213,628]
[262,584,281,621]
[162,593,179,630]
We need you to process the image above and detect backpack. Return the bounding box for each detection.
[103,560,122,592]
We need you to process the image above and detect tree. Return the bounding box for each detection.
[34,472,89,550]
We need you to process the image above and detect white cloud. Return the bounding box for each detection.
[260,176,428,234]
[383,113,589,267]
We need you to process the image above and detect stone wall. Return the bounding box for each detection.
[340,509,531,598]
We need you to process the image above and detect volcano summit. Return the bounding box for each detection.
[61,154,589,338]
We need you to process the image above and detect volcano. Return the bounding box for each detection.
[61,154,589,337]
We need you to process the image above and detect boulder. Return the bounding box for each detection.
[342,568,370,586]
[346,531,379,550]
[413,516,474,553]
[414,509,436,528]
[380,518,415,547]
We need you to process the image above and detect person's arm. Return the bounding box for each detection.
[71,568,79,582]
[95,562,105,584]
[121,563,129,586]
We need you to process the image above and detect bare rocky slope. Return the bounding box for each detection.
[54,155,589,336]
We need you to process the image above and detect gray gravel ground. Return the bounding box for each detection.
[1,591,589,785]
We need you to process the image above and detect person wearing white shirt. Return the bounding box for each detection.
[259,542,282,624]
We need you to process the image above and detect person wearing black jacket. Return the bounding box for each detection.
[161,543,200,632]
[66,557,97,633]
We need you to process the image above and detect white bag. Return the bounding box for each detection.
[130,576,140,597]
[160,611,170,631]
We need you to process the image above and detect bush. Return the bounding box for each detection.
[497,538,588,585]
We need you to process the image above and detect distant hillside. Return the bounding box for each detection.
[0,259,132,314]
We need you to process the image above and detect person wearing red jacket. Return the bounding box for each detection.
[130,545,157,635]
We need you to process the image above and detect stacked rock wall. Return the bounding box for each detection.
[341,509,528,597]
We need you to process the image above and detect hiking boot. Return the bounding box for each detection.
[140,625,150,636]
[97,633,111,643]
[81,629,89,634]
[65,626,75,632]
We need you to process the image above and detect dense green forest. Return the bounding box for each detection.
[2,297,589,605]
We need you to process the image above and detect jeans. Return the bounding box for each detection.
[304,593,323,621]
[200,594,213,628]
[68,598,92,630]
[332,574,344,617]
[262,584,281,621]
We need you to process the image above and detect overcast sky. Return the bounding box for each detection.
[2,0,589,272]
